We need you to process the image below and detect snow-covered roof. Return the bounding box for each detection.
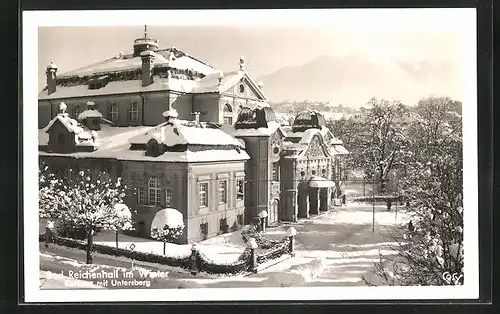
[78,109,103,120]
[39,124,250,163]
[192,71,244,93]
[222,121,284,137]
[192,71,267,100]
[331,145,349,155]
[44,114,83,134]
[39,77,200,100]
[309,176,336,188]
[129,118,244,148]
[298,129,322,144]
[39,51,267,102]
[58,49,218,78]
[151,208,184,231]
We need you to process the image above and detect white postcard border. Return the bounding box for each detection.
[23,8,479,302]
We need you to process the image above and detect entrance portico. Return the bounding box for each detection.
[309,176,335,214]
[297,176,335,218]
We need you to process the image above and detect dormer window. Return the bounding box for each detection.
[128,102,139,122]
[145,138,163,157]
[88,75,110,90]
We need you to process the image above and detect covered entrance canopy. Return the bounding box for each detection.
[308,176,336,188]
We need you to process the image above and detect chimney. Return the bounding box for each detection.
[86,100,96,110]
[191,112,200,123]
[58,102,67,116]
[217,72,224,86]
[239,56,245,72]
[140,50,155,87]
[46,61,58,95]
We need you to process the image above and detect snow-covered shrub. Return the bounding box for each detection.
[150,208,185,255]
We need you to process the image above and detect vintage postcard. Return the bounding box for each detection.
[23,8,478,302]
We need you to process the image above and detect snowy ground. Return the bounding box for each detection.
[40,202,409,288]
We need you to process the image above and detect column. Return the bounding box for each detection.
[309,188,320,215]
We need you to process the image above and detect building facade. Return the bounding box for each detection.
[38,31,267,129]
[38,28,348,243]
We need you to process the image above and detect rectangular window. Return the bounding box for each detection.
[219,218,228,233]
[148,188,161,205]
[218,181,227,204]
[165,188,172,207]
[223,116,233,125]
[236,179,244,200]
[272,162,280,182]
[137,187,145,205]
[200,222,208,237]
[109,104,119,122]
[128,103,139,122]
[199,183,208,208]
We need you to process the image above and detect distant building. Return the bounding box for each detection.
[38,27,349,243]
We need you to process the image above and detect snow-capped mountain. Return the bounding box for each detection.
[257,53,462,106]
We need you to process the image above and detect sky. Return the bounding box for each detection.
[36,10,469,93]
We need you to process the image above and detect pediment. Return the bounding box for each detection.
[223,75,266,101]
[302,134,331,158]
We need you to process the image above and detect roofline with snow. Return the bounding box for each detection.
[38,151,249,163]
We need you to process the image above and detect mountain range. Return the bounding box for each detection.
[256,53,462,107]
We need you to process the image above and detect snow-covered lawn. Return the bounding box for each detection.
[93,230,246,264]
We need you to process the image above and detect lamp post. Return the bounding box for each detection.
[247,238,258,273]
[44,220,54,248]
[395,170,399,221]
[258,210,268,233]
[372,171,375,233]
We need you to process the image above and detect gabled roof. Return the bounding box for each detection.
[39,47,268,102]
[44,114,83,134]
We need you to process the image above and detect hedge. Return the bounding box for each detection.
[352,195,406,203]
[40,233,191,269]
[40,232,291,276]
[256,238,290,264]
[196,248,251,275]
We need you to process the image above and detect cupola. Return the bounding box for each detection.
[292,110,326,132]
[234,105,276,129]
[133,25,159,57]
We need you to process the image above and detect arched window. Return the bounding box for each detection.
[72,105,81,119]
[128,102,139,122]
[109,103,119,122]
[148,176,161,205]
[223,103,233,125]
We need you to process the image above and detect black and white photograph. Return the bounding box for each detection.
[23,9,478,302]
